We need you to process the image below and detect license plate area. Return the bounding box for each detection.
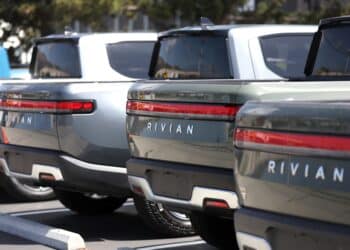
[148,170,192,200]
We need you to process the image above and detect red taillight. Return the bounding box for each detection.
[204,199,230,209]
[131,185,145,197]
[234,128,350,152]
[0,99,94,114]
[127,101,240,120]
[1,128,9,144]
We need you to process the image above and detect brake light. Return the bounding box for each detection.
[234,128,350,152]
[127,101,240,120]
[0,99,94,114]
[204,199,230,209]
[1,128,8,144]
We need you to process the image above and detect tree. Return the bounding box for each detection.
[116,0,247,29]
[297,0,350,24]
[239,0,288,24]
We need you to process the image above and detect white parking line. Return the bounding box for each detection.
[135,240,206,250]
[10,208,70,217]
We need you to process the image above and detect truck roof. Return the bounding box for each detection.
[35,32,157,44]
[159,24,317,37]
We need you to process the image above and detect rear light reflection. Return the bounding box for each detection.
[1,128,9,144]
[131,184,145,197]
[127,100,240,120]
[204,199,230,209]
[234,128,350,152]
[0,99,94,114]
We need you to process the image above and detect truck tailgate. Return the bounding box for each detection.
[0,80,131,168]
[127,81,242,170]
[0,82,73,150]
[235,101,350,226]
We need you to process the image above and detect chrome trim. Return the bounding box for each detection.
[60,155,127,174]
[128,176,239,209]
[236,232,272,250]
[31,164,64,181]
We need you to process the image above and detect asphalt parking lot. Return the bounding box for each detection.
[0,191,216,250]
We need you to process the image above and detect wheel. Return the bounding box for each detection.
[54,189,127,214]
[133,195,195,237]
[1,175,55,201]
[190,211,238,250]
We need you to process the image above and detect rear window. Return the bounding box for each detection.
[312,25,350,76]
[260,34,313,78]
[107,42,155,79]
[32,41,81,78]
[151,35,232,79]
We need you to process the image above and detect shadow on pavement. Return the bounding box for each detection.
[18,205,171,242]
[0,189,13,203]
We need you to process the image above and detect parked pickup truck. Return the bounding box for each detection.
[0,32,199,235]
[0,32,201,236]
[126,22,317,248]
[234,99,350,250]
[233,17,350,248]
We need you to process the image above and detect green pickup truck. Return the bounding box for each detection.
[126,16,349,249]
[234,100,350,250]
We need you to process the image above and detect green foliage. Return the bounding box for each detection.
[116,0,247,29]
[298,0,350,24]
[2,0,350,64]
[240,0,287,24]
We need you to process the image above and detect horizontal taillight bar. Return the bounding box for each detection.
[127,101,240,120]
[234,128,350,152]
[0,99,94,113]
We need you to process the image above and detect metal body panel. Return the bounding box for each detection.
[235,101,350,226]
[128,81,350,173]
[127,116,234,169]
[0,81,132,167]
[227,25,317,79]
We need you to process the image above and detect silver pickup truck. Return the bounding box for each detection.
[0,31,199,222]
[126,23,317,247]
[0,32,201,236]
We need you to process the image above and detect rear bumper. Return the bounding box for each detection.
[127,158,239,212]
[235,207,350,250]
[0,144,131,197]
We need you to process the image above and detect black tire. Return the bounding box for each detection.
[190,211,238,250]
[133,195,195,237]
[1,175,55,202]
[54,189,127,214]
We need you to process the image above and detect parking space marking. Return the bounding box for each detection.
[134,240,206,250]
[0,213,86,250]
[10,208,70,217]
[8,201,134,217]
